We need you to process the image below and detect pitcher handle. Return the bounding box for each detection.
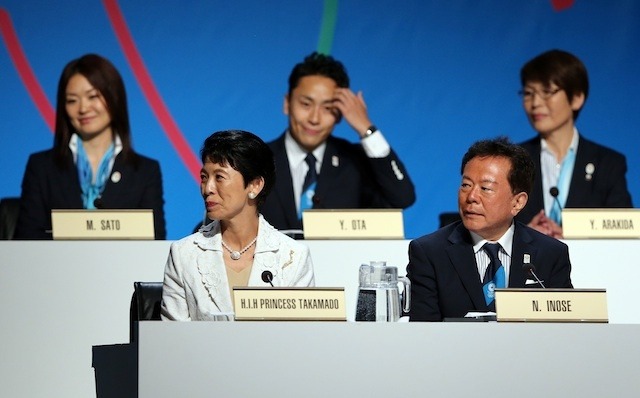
[398,276,411,313]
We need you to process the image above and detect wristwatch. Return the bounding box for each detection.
[364,125,378,137]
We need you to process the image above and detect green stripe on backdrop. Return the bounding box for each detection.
[317,0,338,54]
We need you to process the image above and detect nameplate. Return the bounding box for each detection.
[232,287,346,321]
[302,209,404,239]
[562,209,640,239]
[495,288,608,323]
[51,209,155,240]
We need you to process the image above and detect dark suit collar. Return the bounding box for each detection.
[445,223,487,310]
[566,135,597,207]
[315,137,343,201]
[99,155,131,202]
[528,138,544,216]
[271,133,301,229]
[57,155,84,207]
[509,222,537,288]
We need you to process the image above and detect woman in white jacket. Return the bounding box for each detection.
[161,130,315,321]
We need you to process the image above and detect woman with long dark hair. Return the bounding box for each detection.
[15,54,166,239]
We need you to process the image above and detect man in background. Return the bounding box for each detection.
[261,52,415,234]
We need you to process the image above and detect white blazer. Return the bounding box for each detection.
[161,215,315,320]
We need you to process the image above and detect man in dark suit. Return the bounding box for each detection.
[407,137,572,321]
[514,49,632,239]
[261,52,415,233]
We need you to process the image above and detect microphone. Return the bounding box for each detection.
[523,263,546,288]
[312,195,320,205]
[93,197,104,209]
[549,186,562,213]
[261,271,274,287]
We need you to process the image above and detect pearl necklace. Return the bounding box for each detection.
[221,236,258,260]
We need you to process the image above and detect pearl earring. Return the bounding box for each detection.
[248,192,256,199]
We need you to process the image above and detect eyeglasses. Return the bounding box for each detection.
[518,87,562,101]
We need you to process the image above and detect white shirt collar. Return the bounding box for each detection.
[469,222,515,257]
[284,130,325,170]
[69,133,123,163]
[540,127,579,160]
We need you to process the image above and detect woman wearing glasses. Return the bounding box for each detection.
[515,49,632,238]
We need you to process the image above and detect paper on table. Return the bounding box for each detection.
[465,311,496,318]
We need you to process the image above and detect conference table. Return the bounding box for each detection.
[1,239,639,397]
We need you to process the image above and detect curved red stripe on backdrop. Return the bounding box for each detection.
[102,0,201,183]
[0,8,55,132]
[551,0,575,11]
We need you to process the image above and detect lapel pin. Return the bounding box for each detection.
[111,171,122,183]
[332,155,339,167]
[523,254,530,264]
[585,163,594,181]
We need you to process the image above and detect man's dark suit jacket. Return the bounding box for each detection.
[15,149,166,240]
[516,135,633,224]
[261,133,416,231]
[406,221,572,321]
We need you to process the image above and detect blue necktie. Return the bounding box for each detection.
[299,153,317,219]
[549,148,576,225]
[482,243,506,309]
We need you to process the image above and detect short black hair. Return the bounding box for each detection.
[461,137,534,195]
[520,49,589,120]
[200,130,275,207]
[288,52,350,95]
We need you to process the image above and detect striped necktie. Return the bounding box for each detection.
[482,243,506,309]
[299,153,317,219]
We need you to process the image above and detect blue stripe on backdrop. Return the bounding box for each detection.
[1,0,638,240]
